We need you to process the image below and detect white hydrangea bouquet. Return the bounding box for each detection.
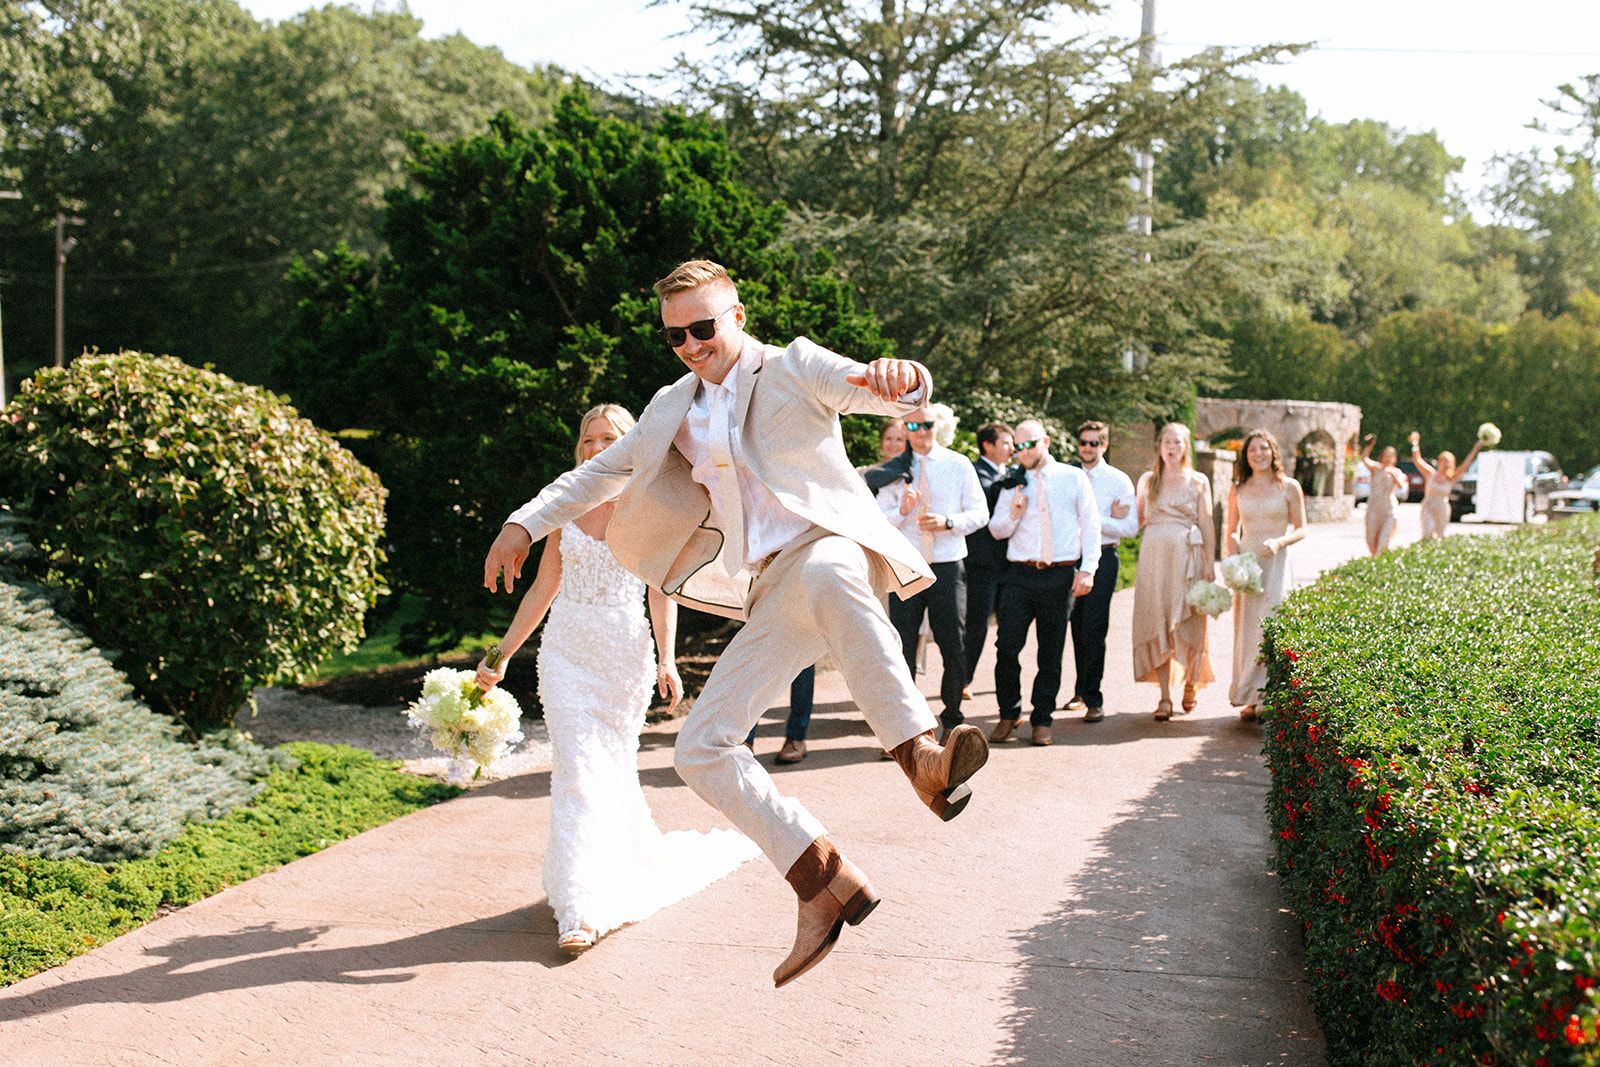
[1477,422,1502,447]
[1219,552,1264,595]
[1186,579,1232,617]
[407,668,524,784]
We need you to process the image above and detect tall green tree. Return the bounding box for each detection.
[0,0,564,387]
[274,93,892,651]
[672,0,1292,425]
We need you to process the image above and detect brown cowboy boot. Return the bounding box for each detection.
[890,725,989,822]
[773,837,880,988]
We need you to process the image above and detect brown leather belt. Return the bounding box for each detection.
[1017,558,1079,570]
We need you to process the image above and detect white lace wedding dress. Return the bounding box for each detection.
[537,522,757,936]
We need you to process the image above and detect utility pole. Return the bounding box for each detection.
[1123,0,1158,373]
[0,189,20,407]
[54,212,84,369]
[1135,0,1157,240]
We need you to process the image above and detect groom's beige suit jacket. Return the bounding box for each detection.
[507,335,935,621]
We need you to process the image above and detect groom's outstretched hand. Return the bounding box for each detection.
[846,358,922,401]
[484,524,534,593]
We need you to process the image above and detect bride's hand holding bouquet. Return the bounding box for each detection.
[408,651,525,783]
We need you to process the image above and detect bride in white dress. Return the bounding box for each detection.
[477,403,757,955]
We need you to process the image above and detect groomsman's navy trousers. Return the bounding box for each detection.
[994,562,1078,727]
[1068,544,1120,709]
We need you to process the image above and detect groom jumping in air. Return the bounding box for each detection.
[483,259,988,987]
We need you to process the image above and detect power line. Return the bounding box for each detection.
[1162,39,1600,59]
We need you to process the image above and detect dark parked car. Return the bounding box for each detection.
[1550,464,1600,518]
[1451,450,1566,522]
[1395,460,1426,502]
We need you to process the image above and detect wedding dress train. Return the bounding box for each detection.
[537,523,757,937]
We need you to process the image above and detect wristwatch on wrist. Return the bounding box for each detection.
[944,516,953,530]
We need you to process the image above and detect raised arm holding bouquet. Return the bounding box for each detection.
[1409,429,1486,541]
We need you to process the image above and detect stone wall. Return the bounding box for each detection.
[1195,398,1363,523]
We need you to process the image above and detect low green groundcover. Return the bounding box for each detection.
[0,743,458,987]
[1261,514,1600,1065]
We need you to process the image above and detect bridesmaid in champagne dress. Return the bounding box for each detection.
[1132,422,1216,721]
[1409,431,1482,541]
[1358,434,1408,556]
[1224,430,1307,721]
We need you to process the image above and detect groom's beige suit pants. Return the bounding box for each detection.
[674,529,937,874]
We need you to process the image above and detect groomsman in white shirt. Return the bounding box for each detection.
[878,407,989,735]
[1063,420,1138,722]
[986,419,1101,746]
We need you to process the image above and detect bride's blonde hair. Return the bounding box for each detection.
[574,403,637,466]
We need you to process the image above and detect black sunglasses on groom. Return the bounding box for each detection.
[660,303,739,347]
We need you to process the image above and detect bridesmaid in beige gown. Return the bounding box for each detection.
[1409,431,1482,541]
[1357,434,1407,556]
[1224,430,1307,721]
[1132,422,1216,721]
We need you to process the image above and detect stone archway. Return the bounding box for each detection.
[1195,398,1363,521]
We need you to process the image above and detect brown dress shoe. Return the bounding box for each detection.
[776,738,807,764]
[990,718,1017,743]
[1063,695,1086,711]
[1031,725,1053,746]
[890,726,989,821]
[774,840,880,988]
[961,685,973,700]
[1083,706,1104,723]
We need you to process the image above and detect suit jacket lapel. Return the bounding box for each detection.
[643,372,699,477]
[733,337,767,431]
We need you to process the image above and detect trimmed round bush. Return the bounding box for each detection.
[0,353,387,730]
[1261,515,1600,1065]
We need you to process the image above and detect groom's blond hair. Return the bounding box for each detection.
[653,259,736,300]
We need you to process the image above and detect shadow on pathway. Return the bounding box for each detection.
[995,715,1326,1066]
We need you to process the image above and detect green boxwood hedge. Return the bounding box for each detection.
[0,353,388,731]
[1261,515,1600,1065]
[0,742,459,988]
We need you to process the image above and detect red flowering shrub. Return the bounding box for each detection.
[1261,515,1600,1065]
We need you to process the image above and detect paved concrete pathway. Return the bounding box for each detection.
[0,505,1509,1065]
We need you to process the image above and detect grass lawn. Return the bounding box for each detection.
[311,594,507,680]
[0,743,460,988]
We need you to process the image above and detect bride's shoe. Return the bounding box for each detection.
[1181,683,1197,713]
[557,926,597,955]
[1154,698,1173,722]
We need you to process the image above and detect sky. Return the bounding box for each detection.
[238,0,1600,207]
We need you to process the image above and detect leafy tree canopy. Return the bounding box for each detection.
[274,91,891,651]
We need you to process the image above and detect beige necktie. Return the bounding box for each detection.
[916,456,935,560]
[707,383,746,572]
[1036,472,1054,564]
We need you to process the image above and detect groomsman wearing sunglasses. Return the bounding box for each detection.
[986,419,1101,746]
[1063,421,1138,722]
[875,408,988,736]
[483,260,989,989]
